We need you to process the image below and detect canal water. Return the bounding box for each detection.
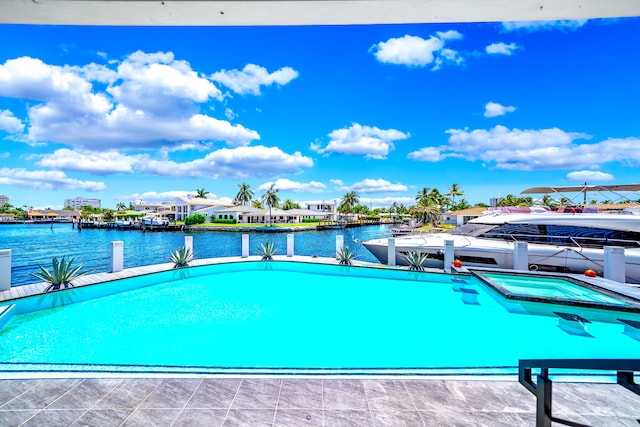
[0,224,393,286]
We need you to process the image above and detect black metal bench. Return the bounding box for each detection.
[519,358,640,427]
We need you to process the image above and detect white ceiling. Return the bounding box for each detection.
[2,0,639,26]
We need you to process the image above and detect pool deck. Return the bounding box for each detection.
[1,377,639,426]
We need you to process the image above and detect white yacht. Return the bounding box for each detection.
[362,210,640,283]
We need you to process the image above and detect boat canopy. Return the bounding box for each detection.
[521,184,640,204]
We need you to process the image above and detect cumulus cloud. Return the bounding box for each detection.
[485,42,520,55]
[370,32,464,70]
[360,196,415,208]
[484,101,516,117]
[137,145,313,179]
[0,109,24,133]
[338,178,408,193]
[0,168,106,191]
[566,170,615,182]
[116,190,232,204]
[410,125,640,171]
[211,64,299,95]
[257,178,326,193]
[37,148,139,174]
[501,20,588,32]
[407,147,447,162]
[0,52,260,149]
[313,123,409,159]
[329,178,344,186]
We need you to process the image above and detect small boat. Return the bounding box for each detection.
[142,214,170,227]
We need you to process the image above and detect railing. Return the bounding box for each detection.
[519,358,640,427]
[483,233,640,249]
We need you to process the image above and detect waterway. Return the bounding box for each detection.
[0,223,393,287]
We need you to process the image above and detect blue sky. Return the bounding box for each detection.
[0,17,639,209]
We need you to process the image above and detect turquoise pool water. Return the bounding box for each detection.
[482,273,628,305]
[1,261,639,375]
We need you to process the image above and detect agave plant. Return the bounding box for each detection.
[31,257,88,292]
[404,250,428,271]
[337,246,356,265]
[259,241,277,260]
[170,246,194,268]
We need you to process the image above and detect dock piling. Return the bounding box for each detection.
[0,249,11,290]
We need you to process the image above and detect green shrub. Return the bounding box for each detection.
[31,257,88,292]
[184,213,206,225]
[302,218,321,223]
[365,215,381,220]
[170,246,194,268]
[212,218,237,224]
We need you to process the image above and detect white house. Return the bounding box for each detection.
[172,197,232,221]
[195,205,330,224]
[305,201,337,221]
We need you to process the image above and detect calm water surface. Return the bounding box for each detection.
[0,224,393,286]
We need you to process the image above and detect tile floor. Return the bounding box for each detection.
[0,377,638,426]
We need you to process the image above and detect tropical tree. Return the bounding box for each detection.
[389,201,398,220]
[115,202,127,211]
[446,183,464,208]
[281,199,300,210]
[415,187,429,203]
[252,200,264,209]
[338,191,360,217]
[195,188,209,199]
[103,209,115,222]
[234,182,254,206]
[411,197,441,227]
[452,198,471,211]
[261,184,280,226]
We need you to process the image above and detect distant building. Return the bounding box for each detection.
[64,197,101,210]
[171,197,232,221]
[0,195,9,206]
[305,201,337,221]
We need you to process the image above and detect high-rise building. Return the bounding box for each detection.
[0,195,9,206]
[64,197,101,210]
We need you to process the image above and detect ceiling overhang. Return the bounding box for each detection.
[2,0,639,26]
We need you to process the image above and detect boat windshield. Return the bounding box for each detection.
[449,223,497,237]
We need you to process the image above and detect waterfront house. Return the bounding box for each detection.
[0,213,16,223]
[442,206,487,226]
[305,201,337,221]
[27,209,80,222]
[195,205,330,224]
[171,197,233,221]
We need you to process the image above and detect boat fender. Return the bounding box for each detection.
[528,264,538,271]
[584,269,597,278]
[452,259,463,268]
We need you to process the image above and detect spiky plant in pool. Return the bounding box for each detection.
[260,241,277,260]
[404,250,428,271]
[337,246,356,265]
[170,246,194,268]
[31,257,88,292]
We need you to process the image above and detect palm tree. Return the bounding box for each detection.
[411,197,441,227]
[195,188,209,198]
[115,202,127,212]
[338,191,360,218]
[252,200,264,209]
[415,187,429,203]
[281,199,300,210]
[446,183,464,208]
[234,182,254,206]
[389,201,398,220]
[261,184,280,226]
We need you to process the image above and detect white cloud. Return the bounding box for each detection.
[371,33,464,70]
[257,178,326,193]
[484,101,516,117]
[501,20,588,32]
[407,147,446,162]
[0,53,260,149]
[37,148,138,174]
[485,42,520,56]
[566,170,615,182]
[0,109,24,133]
[410,126,640,171]
[313,123,409,159]
[116,190,229,203]
[211,64,299,95]
[360,196,415,208]
[329,178,344,186]
[0,152,9,159]
[0,168,106,191]
[137,145,313,179]
[338,178,408,193]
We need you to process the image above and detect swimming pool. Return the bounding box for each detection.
[0,261,639,376]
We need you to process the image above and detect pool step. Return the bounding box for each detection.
[619,318,640,340]
[0,304,15,330]
[554,312,593,337]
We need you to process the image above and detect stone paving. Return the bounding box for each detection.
[0,377,639,426]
